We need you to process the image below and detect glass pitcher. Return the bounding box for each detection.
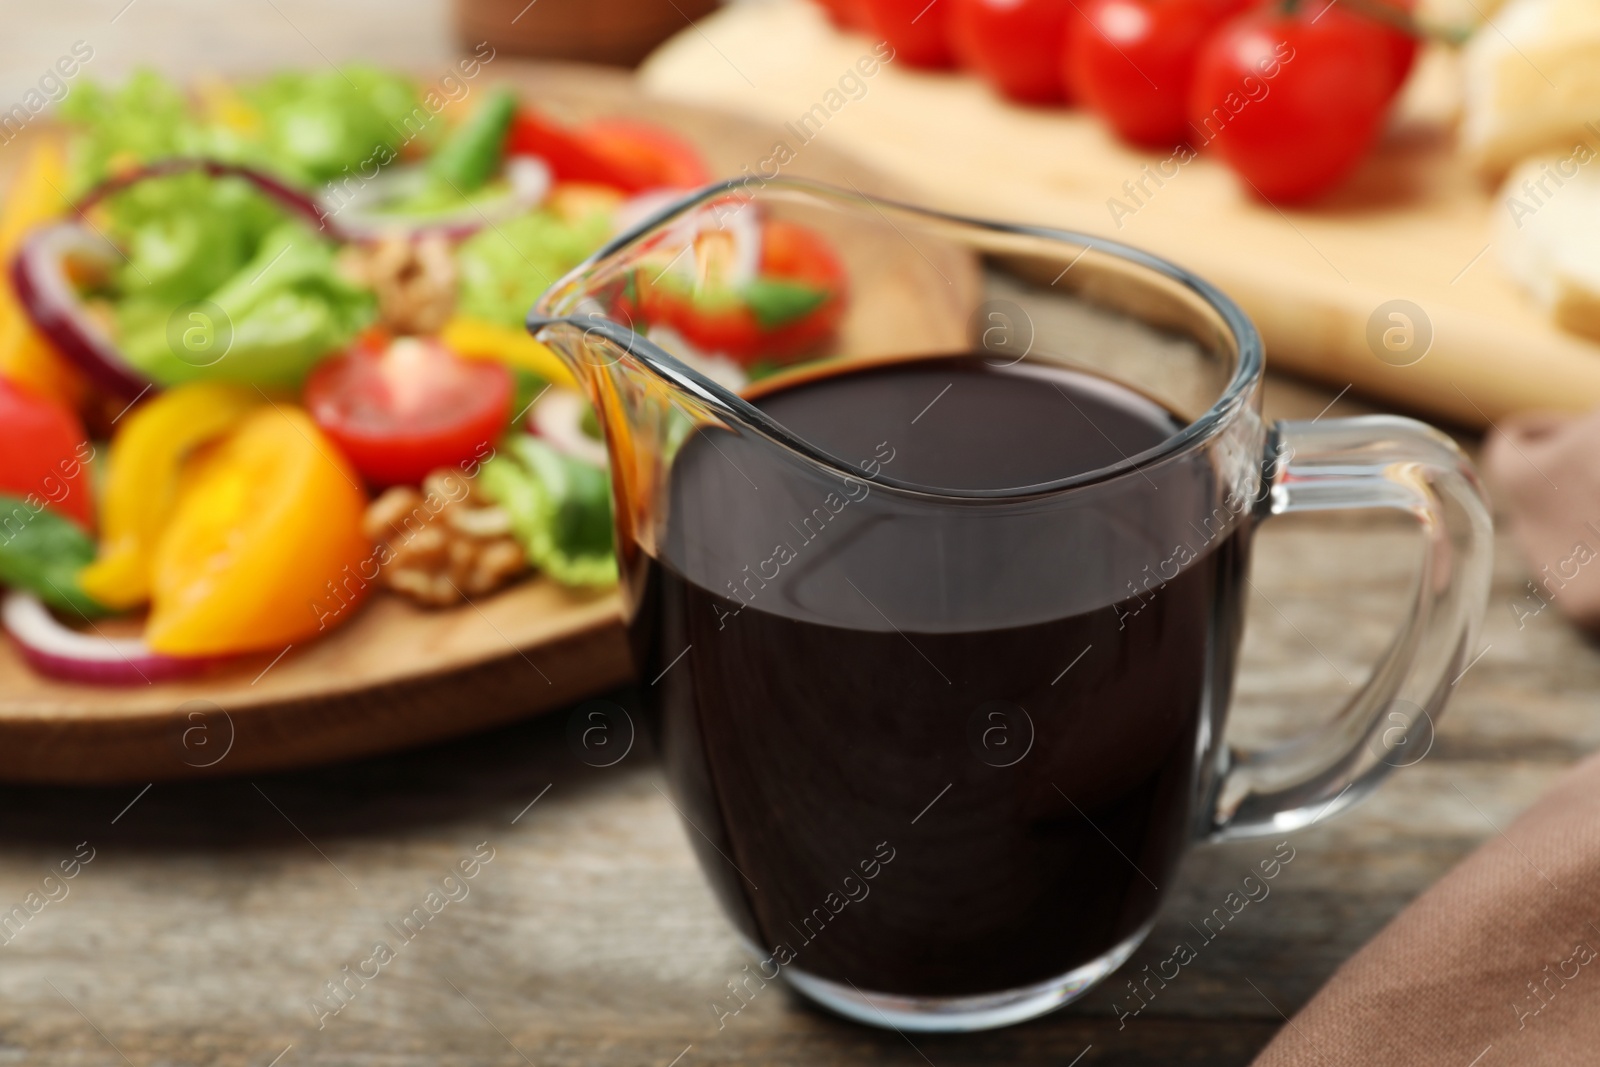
[528,179,1493,1031]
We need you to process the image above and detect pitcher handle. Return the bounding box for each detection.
[1208,416,1494,842]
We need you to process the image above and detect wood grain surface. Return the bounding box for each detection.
[639,0,1600,429]
[0,16,1586,1067]
[0,352,1575,1067]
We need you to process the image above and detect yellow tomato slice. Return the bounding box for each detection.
[80,383,262,609]
[145,404,372,657]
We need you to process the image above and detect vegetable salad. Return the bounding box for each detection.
[0,66,849,684]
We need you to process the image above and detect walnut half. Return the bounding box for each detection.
[338,233,459,336]
[364,469,527,607]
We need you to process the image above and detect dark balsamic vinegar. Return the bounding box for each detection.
[628,354,1252,997]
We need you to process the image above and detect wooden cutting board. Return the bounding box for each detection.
[639,0,1600,429]
[0,61,919,785]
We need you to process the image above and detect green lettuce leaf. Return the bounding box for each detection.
[57,71,212,193]
[104,172,285,306]
[456,210,613,329]
[58,67,428,191]
[242,65,427,185]
[117,222,374,388]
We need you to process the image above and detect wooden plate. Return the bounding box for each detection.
[0,61,913,785]
[641,1,1600,429]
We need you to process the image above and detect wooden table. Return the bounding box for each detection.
[3,4,1592,1063]
[0,369,1583,1066]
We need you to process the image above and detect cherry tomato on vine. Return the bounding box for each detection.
[1304,0,1419,97]
[950,0,1078,104]
[306,335,513,487]
[1068,0,1254,146]
[814,0,869,29]
[862,0,957,67]
[1188,5,1394,202]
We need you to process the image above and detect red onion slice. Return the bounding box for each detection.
[2,591,222,686]
[619,192,762,290]
[528,388,610,468]
[324,156,552,241]
[74,158,334,234]
[10,158,344,405]
[642,324,750,392]
[7,154,555,409]
[9,222,152,402]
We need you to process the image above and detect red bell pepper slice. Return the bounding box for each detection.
[506,108,709,194]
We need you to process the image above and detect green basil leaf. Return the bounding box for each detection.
[743,278,828,330]
[0,495,111,618]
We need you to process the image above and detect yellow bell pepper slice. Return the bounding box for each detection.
[440,316,577,390]
[79,383,262,609]
[147,404,372,657]
[0,139,69,282]
[0,321,85,413]
[0,139,84,409]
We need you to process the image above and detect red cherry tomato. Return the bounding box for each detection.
[1188,7,1394,202]
[579,119,711,191]
[950,0,1077,104]
[814,0,869,28]
[507,109,709,193]
[0,376,93,529]
[862,0,957,67]
[1304,0,1418,97]
[634,221,848,367]
[1069,0,1254,146]
[305,336,513,488]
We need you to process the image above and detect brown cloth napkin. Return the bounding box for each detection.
[1483,409,1600,632]
[1251,747,1600,1066]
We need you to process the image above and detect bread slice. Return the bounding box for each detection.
[1462,0,1600,175]
[1498,154,1600,342]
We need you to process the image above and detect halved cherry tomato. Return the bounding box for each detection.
[1189,6,1393,202]
[0,376,93,529]
[306,335,514,488]
[951,0,1077,105]
[506,108,709,193]
[146,405,371,657]
[1069,0,1255,146]
[632,220,848,367]
[862,0,957,67]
